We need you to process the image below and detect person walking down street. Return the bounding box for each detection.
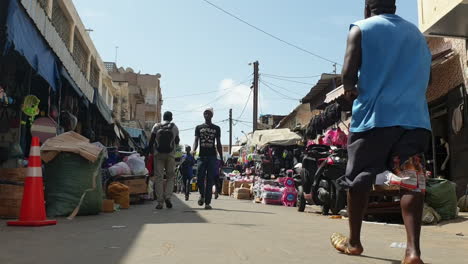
[193,108,223,210]
[180,146,196,201]
[148,111,180,210]
[330,1,432,264]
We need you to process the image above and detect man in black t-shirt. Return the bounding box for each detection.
[193,107,223,209]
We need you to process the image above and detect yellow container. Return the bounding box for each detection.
[191,182,197,191]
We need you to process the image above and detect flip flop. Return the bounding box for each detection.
[330,233,364,256]
[401,257,424,264]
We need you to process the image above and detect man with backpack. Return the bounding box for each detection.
[148,111,180,210]
[180,146,196,201]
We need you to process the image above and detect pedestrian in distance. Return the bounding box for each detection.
[192,108,224,210]
[180,146,196,201]
[148,111,180,210]
[330,1,432,264]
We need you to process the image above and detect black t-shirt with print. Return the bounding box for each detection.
[195,123,221,157]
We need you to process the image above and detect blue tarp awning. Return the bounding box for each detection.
[93,88,113,125]
[122,126,148,148]
[5,0,60,91]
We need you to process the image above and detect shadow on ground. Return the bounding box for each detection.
[0,195,206,264]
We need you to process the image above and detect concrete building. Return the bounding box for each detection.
[418,0,468,198]
[258,115,287,130]
[19,0,116,110]
[276,104,320,131]
[105,62,163,136]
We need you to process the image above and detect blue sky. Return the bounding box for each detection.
[72,0,419,146]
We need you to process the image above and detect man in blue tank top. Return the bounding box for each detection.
[330,1,431,264]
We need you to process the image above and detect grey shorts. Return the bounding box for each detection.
[337,127,431,192]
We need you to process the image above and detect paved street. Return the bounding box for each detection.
[1,194,467,264]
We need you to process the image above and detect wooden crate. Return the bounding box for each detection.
[0,168,27,183]
[114,177,148,195]
[0,184,24,218]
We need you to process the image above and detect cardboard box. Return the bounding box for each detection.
[221,180,230,195]
[234,188,251,200]
[0,184,24,218]
[117,178,147,195]
[102,199,114,213]
[229,181,236,196]
[0,168,27,183]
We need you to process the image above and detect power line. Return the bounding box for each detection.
[170,76,253,115]
[179,119,229,132]
[164,88,229,99]
[261,78,306,96]
[164,74,253,100]
[260,80,300,101]
[262,73,322,79]
[201,0,341,66]
[261,75,316,86]
[235,88,253,124]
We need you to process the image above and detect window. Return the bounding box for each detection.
[89,60,100,89]
[51,0,71,46]
[72,32,88,75]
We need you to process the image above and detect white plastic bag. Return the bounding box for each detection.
[109,162,131,177]
[126,155,147,175]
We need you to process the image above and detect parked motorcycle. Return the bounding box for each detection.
[297,145,347,215]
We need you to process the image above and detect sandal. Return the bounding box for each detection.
[401,257,424,264]
[330,233,364,256]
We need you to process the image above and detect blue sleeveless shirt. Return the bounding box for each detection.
[350,14,432,133]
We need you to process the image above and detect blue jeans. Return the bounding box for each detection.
[197,156,217,205]
[181,170,193,197]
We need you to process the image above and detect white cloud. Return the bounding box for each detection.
[217,79,252,107]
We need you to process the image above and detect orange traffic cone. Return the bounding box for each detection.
[7,137,57,226]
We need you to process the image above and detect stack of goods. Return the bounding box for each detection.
[234,185,251,200]
[281,177,297,207]
[108,153,149,196]
[261,185,283,205]
[0,168,26,218]
[253,179,277,204]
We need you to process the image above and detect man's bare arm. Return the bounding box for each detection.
[192,136,199,154]
[342,26,362,101]
[216,136,223,164]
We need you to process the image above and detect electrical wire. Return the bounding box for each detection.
[260,80,300,101]
[164,74,253,100]
[201,0,341,66]
[169,76,253,115]
[261,75,317,85]
[235,88,253,123]
[164,88,230,99]
[179,119,229,132]
[262,73,323,79]
[260,78,307,96]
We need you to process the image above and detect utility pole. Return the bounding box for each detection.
[333,63,337,74]
[115,46,119,64]
[253,61,259,132]
[229,109,233,155]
